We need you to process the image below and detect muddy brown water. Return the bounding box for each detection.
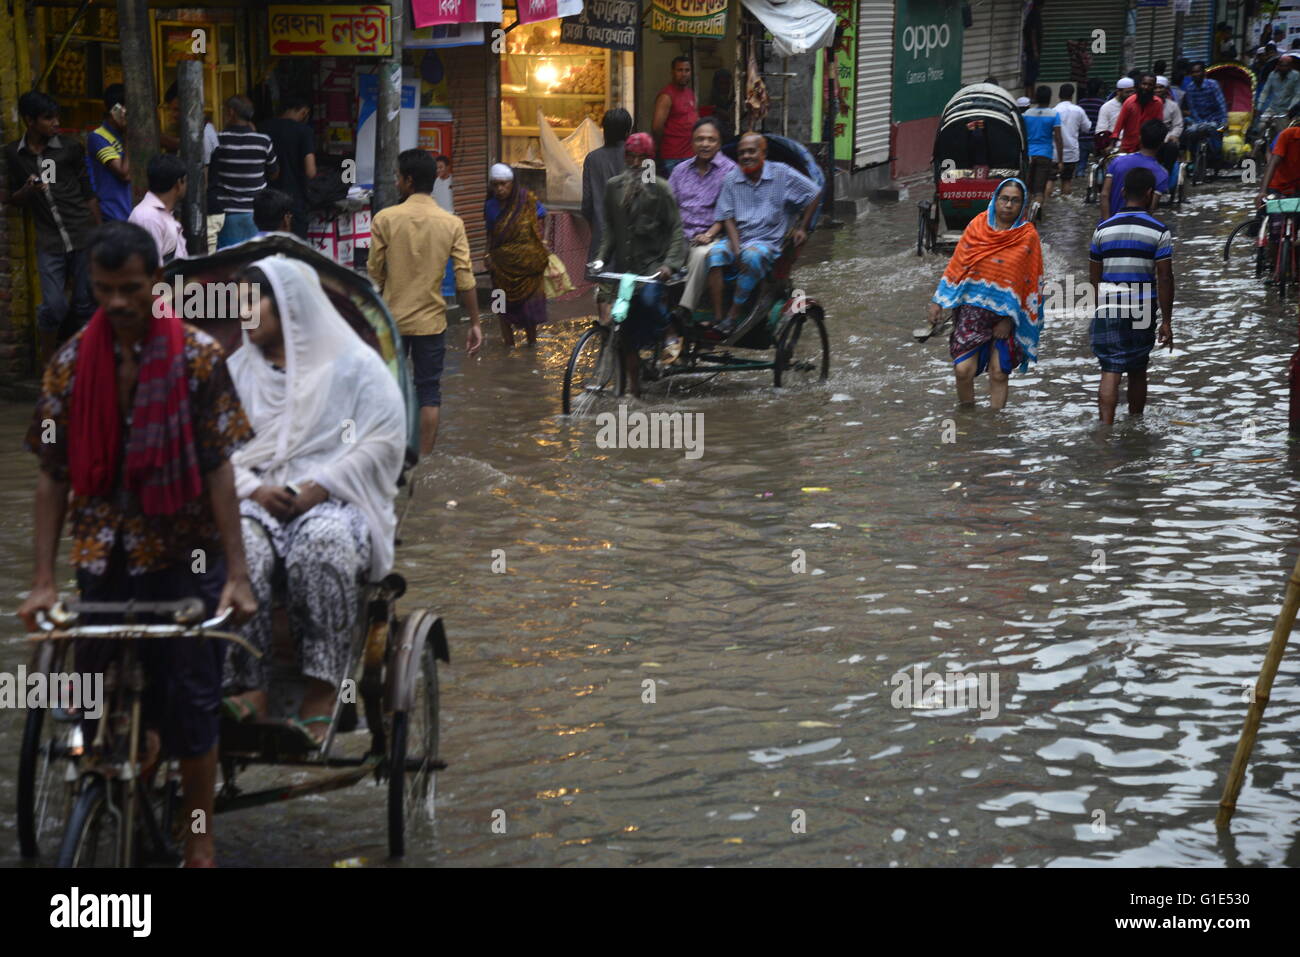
[2,182,1299,867]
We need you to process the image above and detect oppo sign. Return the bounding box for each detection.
[902,23,951,59]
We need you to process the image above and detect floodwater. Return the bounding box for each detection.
[3,180,1300,867]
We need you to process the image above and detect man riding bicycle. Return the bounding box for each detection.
[17,221,257,867]
[1181,61,1228,173]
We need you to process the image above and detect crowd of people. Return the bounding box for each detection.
[4,53,826,867]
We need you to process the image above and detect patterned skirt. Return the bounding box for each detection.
[949,304,1021,375]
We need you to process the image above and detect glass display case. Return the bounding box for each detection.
[499,10,610,166]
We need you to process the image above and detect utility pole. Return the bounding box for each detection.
[374,8,404,215]
[117,0,160,198]
[178,60,206,256]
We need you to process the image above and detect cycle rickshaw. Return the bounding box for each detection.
[561,135,830,415]
[1173,61,1256,194]
[918,83,1028,254]
[16,235,448,866]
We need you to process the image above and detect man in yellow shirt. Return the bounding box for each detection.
[369,149,484,455]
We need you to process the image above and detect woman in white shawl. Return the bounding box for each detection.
[222,256,405,744]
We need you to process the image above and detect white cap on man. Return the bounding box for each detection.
[1117,77,1135,89]
[1156,75,1169,87]
[1015,95,1031,108]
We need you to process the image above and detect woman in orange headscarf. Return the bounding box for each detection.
[924,178,1044,410]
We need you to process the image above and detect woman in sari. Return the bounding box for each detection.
[925,178,1044,410]
[484,163,550,348]
[222,256,406,745]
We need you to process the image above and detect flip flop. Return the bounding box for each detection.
[287,715,332,749]
[220,695,260,724]
[914,316,951,343]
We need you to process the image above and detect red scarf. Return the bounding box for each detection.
[68,306,203,515]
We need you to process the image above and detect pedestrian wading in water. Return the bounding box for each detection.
[925,178,1044,410]
[1089,166,1175,424]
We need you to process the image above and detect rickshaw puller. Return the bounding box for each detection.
[594,132,687,397]
[17,221,258,868]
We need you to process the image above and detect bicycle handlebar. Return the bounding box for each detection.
[585,264,687,285]
[34,601,238,639]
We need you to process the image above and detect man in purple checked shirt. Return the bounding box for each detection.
[668,116,736,312]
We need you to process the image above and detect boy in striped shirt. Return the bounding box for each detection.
[1089,166,1175,424]
[210,96,279,249]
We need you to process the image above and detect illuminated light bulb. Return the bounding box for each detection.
[535,62,559,89]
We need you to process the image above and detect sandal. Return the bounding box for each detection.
[287,715,332,748]
[221,695,261,724]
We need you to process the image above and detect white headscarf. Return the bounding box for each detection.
[228,256,406,579]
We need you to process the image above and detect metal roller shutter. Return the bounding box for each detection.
[1041,0,1127,84]
[1180,0,1214,64]
[962,0,1025,87]
[854,0,895,167]
[445,44,491,262]
[1134,2,1177,71]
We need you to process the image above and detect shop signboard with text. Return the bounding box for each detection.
[562,0,640,51]
[268,5,393,55]
[650,0,728,40]
[410,0,503,27]
[891,0,962,124]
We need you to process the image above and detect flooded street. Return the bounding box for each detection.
[3,181,1300,867]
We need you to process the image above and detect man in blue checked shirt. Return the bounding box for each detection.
[1089,166,1175,425]
[704,132,821,337]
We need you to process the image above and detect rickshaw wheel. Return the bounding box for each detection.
[386,614,440,859]
[774,305,829,387]
[562,323,620,416]
[18,639,71,859]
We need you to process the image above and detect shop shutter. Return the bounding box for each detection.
[1180,0,1214,64]
[445,44,490,262]
[854,0,894,166]
[1040,0,1127,85]
[1134,2,1177,71]
[962,0,1025,87]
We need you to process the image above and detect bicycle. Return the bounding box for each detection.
[25,599,252,867]
[1222,194,1300,296]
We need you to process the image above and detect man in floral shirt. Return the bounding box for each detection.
[18,221,256,867]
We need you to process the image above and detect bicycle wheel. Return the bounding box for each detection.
[387,618,440,858]
[561,323,620,416]
[773,306,830,387]
[17,642,72,859]
[57,778,124,868]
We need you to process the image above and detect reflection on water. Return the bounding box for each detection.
[2,184,1299,867]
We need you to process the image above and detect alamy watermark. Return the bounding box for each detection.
[595,404,704,460]
[0,666,103,719]
[889,664,1000,719]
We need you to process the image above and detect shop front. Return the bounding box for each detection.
[890,0,963,179]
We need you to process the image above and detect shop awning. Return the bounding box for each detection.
[739,0,837,57]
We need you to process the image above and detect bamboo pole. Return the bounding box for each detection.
[1216,551,1300,828]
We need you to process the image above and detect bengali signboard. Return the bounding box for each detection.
[268,5,392,56]
[518,0,583,25]
[650,0,728,40]
[828,0,856,163]
[409,0,502,27]
[891,0,963,124]
[562,0,639,51]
